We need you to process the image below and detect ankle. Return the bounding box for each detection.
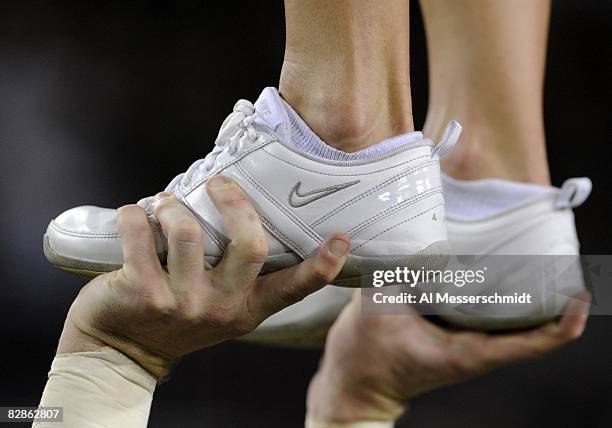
[279,62,414,153]
[424,112,550,184]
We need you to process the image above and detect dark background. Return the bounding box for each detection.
[1,1,611,427]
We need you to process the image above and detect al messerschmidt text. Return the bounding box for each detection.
[372,292,532,305]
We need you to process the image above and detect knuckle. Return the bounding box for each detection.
[117,204,146,225]
[308,247,341,282]
[118,204,141,215]
[171,220,202,244]
[155,191,174,200]
[221,189,250,208]
[151,195,178,217]
[152,196,171,213]
[142,290,175,315]
[130,262,162,281]
[312,264,336,284]
[224,197,250,211]
[205,305,239,329]
[176,300,205,324]
[319,247,340,267]
[233,238,268,264]
[246,210,259,223]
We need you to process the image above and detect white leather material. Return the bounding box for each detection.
[447,195,580,255]
[46,134,445,268]
[44,88,450,283]
[349,193,447,256]
[427,195,586,329]
[251,142,435,225]
[47,207,124,265]
[312,162,442,236]
[235,141,443,257]
[46,203,287,265]
[245,183,589,341]
[53,206,117,234]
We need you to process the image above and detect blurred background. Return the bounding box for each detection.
[0,1,610,427]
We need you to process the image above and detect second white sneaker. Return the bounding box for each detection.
[242,174,591,345]
[44,88,460,287]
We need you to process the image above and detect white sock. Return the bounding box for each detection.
[254,87,423,161]
[442,174,556,221]
[282,97,423,161]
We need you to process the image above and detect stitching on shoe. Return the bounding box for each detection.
[259,216,307,259]
[178,194,226,252]
[311,160,440,228]
[352,204,445,251]
[49,222,119,238]
[347,189,443,237]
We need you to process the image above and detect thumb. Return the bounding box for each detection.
[248,234,350,320]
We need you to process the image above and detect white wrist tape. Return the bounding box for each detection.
[305,415,394,428]
[35,346,156,428]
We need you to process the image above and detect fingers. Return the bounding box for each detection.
[249,235,350,319]
[207,175,268,287]
[153,193,205,285]
[477,292,591,368]
[117,204,161,277]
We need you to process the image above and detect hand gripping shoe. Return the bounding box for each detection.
[44,88,460,287]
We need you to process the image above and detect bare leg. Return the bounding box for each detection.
[280,0,413,153]
[420,0,551,184]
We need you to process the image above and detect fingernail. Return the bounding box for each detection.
[208,175,230,188]
[329,239,348,257]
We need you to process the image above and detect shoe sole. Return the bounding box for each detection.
[44,234,449,288]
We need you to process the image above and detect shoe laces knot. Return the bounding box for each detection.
[165,99,260,194]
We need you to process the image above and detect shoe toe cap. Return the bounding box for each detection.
[52,205,119,236]
[46,206,124,267]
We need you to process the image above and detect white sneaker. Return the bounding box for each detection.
[44,88,458,287]
[427,175,592,330]
[242,175,591,344]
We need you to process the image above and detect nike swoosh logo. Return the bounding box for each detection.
[288,180,360,208]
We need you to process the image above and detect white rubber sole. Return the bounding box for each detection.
[44,234,449,288]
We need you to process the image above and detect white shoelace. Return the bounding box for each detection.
[165,99,260,194]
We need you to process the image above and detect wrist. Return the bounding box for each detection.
[58,317,172,380]
[307,368,406,424]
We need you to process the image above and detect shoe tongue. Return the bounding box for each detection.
[254,87,291,141]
